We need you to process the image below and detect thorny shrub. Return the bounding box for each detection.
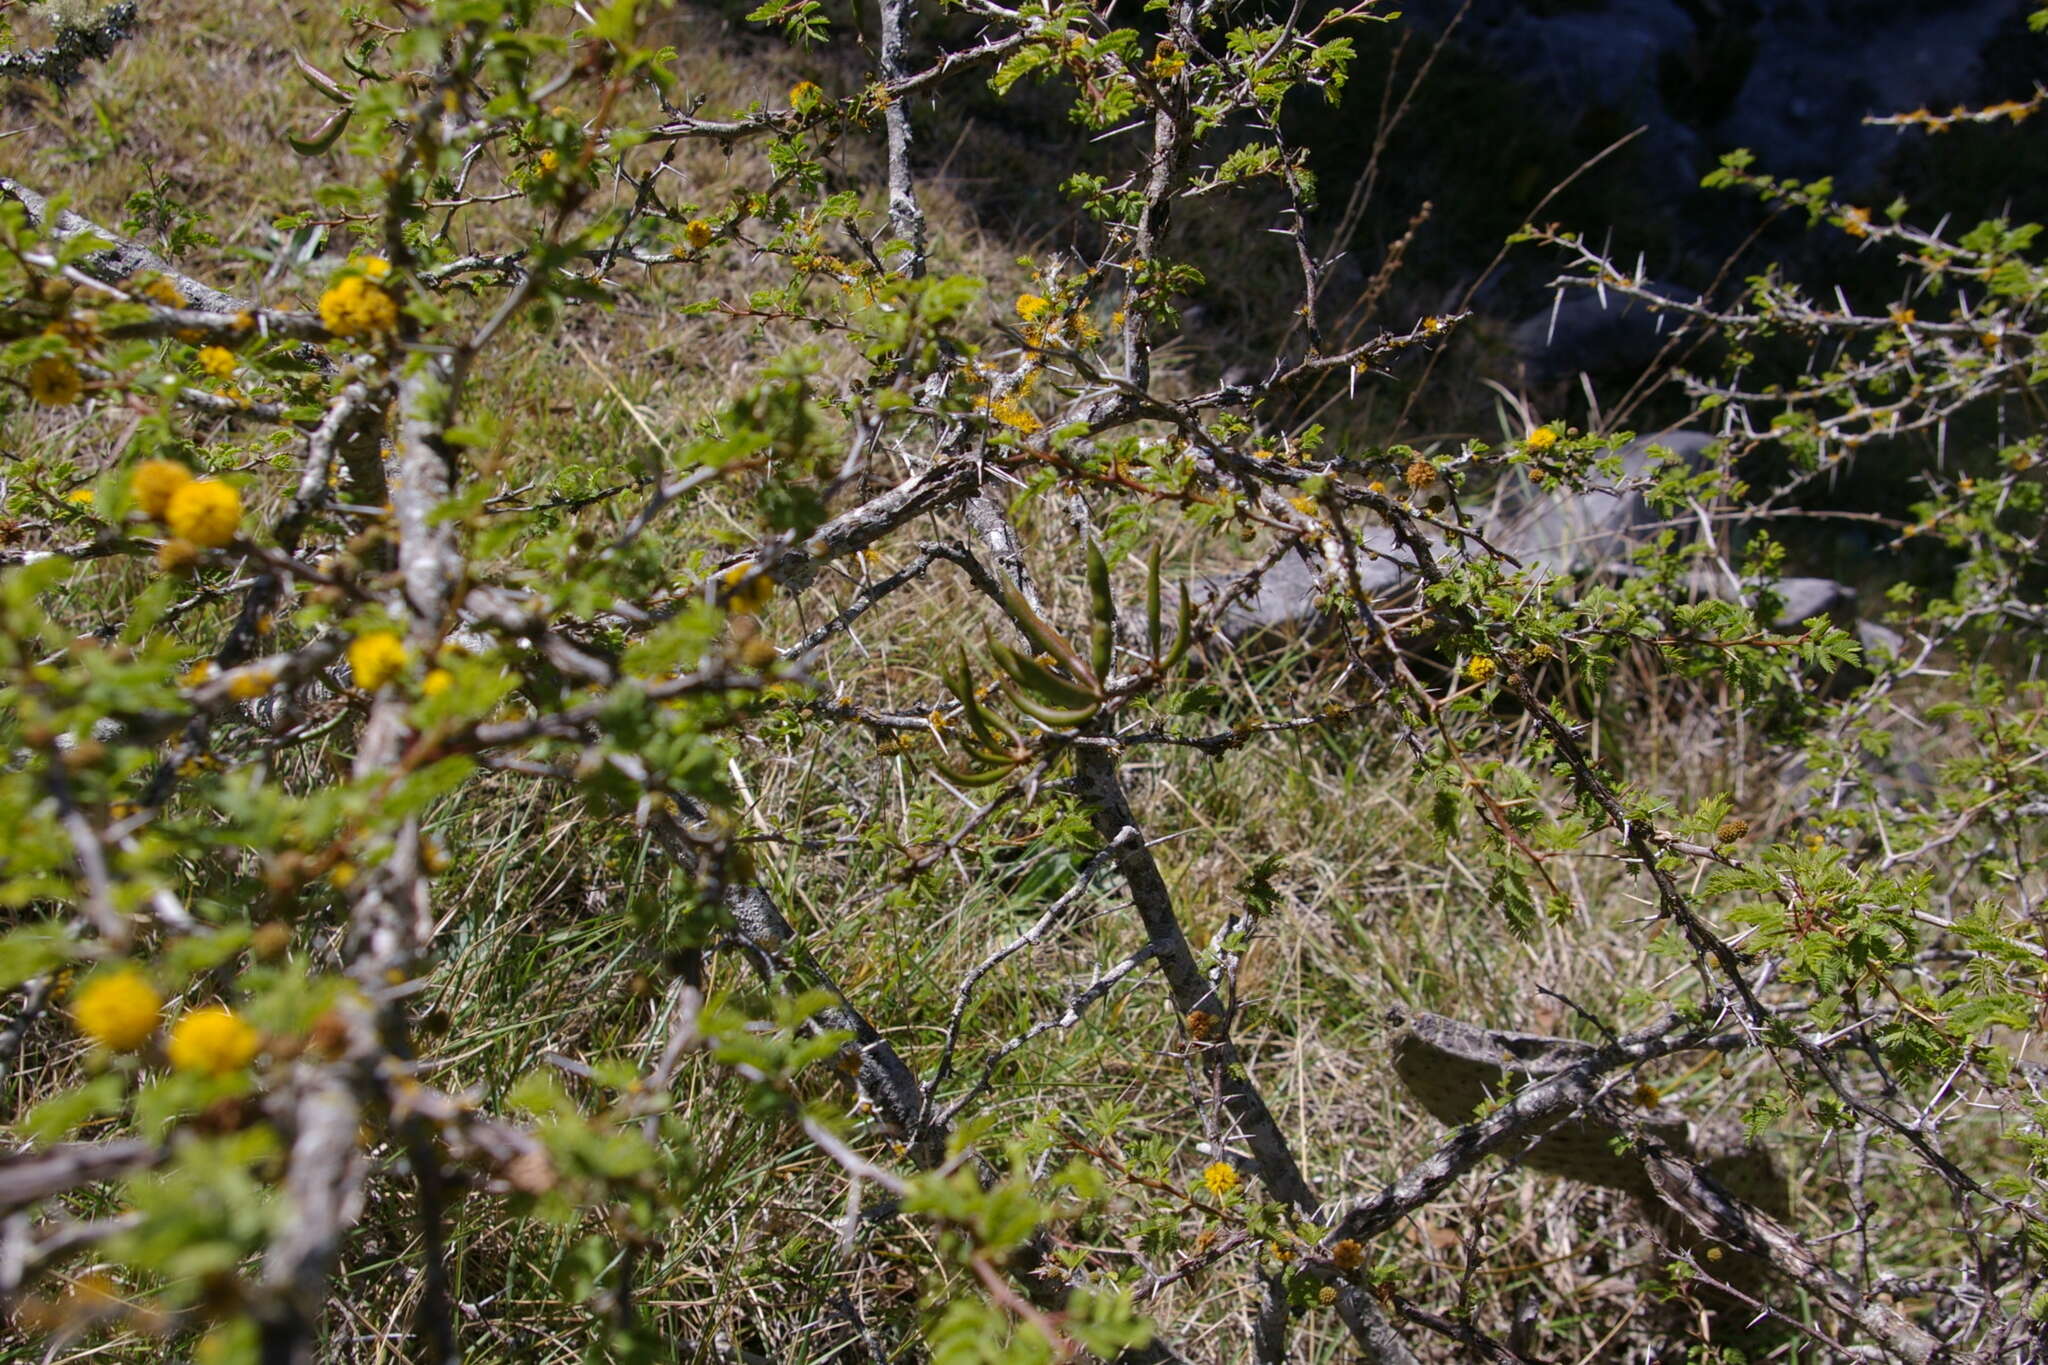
[1,0,2045,1361]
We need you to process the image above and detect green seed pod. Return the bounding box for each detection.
[1002,681,1100,729]
[1146,543,1163,660]
[989,636,1102,709]
[1087,540,1113,627]
[1160,583,1193,673]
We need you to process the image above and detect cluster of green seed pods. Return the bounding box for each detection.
[935,543,1190,785]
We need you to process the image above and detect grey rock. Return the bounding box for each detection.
[1199,431,1891,663]
[1856,619,1903,660]
[1390,1008,1788,1214]
[1762,575,1852,628]
[1198,529,1407,646]
[1497,429,1712,575]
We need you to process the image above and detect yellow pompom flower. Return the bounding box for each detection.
[227,669,275,701]
[421,668,454,697]
[166,1006,261,1076]
[721,564,775,615]
[196,346,236,379]
[138,277,186,308]
[65,487,96,505]
[684,219,715,249]
[1524,426,1559,451]
[319,274,401,338]
[131,459,194,518]
[164,479,242,548]
[28,357,83,406]
[1201,1161,1240,1199]
[989,394,1040,434]
[1015,293,1052,322]
[72,969,162,1052]
[789,80,823,111]
[348,631,408,690]
[1465,655,1498,683]
[157,538,202,573]
[538,148,560,173]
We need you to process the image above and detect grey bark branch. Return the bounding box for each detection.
[1645,1147,1946,1364]
[0,2,137,89]
[259,353,473,1363]
[1332,1285,1424,1365]
[1070,751,1418,1361]
[1,174,250,315]
[1071,750,1319,1215]
[1328,1011,1720,1244]
[964,494,1047,615]
[257,1069,368,1363]
[0,976,58,1084]
[879,0,928,277]
[0,1140,156,1215]
[1119,0,1197,390]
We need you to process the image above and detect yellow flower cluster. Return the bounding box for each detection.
[1201,1161,1240,1199]
[166,1007,260,1076]
[138,277,186,308]
[989,394,1040,434]
[72,968,162,1052]
[685,219,715,249]
[1465,655,1498,683]
[789,80,823,111]
[158,539,203,572]
[28,357,83,406]
[164,479,243,548]
[197,346,236,379]
[227,668,276,701]
[1014,292,1100,350]
[1524,426,1559,452]
[348,631,409,690]
[721,564,776,615]
[1147,43,1187,79]
[319,274,400,338]
[130,459,194,517]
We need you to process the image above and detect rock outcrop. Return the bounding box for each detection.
[1200,431,1901,660]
